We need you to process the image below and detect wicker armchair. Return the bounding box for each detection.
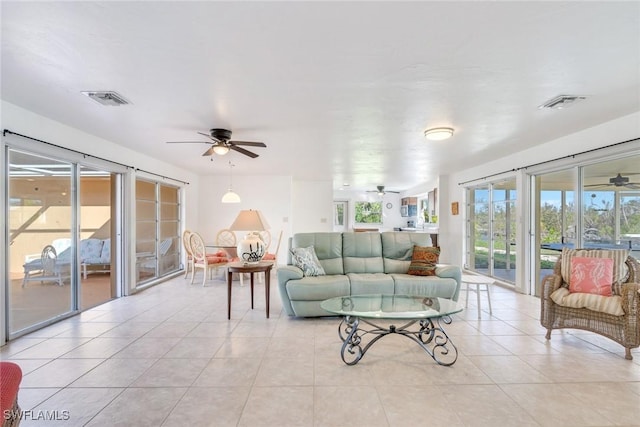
[541,254,640,360]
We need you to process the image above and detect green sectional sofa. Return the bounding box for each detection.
[277,232,462,317]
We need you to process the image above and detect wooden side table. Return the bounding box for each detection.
[226,262,273,319]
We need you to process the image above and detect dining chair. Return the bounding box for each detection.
[258,230,272,253]
[189,232,227,286]
[216,228,244,285]
[182,230,194,279]
[260,230,283,282]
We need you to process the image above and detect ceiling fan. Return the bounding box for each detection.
[367,185,400,196]
[585,173,640,190]
[166,128,266,158]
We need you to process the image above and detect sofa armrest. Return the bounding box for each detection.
[277,265,304,281]
[621,282,640,316]
[541,273,562,301]
[277,265,304,316]
[434,264,462,301]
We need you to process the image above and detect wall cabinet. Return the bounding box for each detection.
[400,197,417,217]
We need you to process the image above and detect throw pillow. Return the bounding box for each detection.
[291,245,326,277]
[407,246,440,276]
[560,247,629,293]
[569,256,613,296]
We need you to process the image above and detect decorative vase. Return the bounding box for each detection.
[237,232,265,264]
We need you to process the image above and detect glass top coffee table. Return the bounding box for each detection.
[320,294,463,366]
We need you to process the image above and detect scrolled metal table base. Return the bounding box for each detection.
[337,315,458,366]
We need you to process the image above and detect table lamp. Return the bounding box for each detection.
[230,209,270,264]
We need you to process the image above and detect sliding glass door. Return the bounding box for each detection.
[466,179,517,283]
[7,150,75,334]
[6,148,122,338]
[135,178,181,287]
[531,153,640,296]
[79,166,118,310]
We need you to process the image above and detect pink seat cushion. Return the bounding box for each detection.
[206,255,227,264]
[0,362,22,414]
[263,253,276,261]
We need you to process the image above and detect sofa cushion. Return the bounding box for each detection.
[348,273,395,295]
[550,287,624,316]
[560,248,629,293]
[392,274,458,299]
[381,232,431,273]
[291,246,326,277]
[343,232,384,274]
[291,233,344,275]
[80,238,104,261]
[569,256,613,296]
[286,275,350,300]
[407,246,440,276]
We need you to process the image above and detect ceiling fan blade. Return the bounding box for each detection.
[230,140,266,147]
[197,131,222,143]
[201,146,216,156]
[166,141,212,144]
[584,183,612,188]
[230,145,259,158]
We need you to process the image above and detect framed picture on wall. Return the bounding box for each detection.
[451,202,459,215]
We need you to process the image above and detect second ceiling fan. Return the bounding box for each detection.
[166,128,266,158]
[367,185,400,196]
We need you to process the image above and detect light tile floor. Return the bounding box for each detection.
[2,275,640,427]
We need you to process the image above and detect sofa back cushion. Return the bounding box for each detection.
[342,232,384,274]
[290,233,344,275]
[381,232,432,273]
[80,238,104,261]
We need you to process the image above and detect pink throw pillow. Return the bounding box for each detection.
[569,257,613,296]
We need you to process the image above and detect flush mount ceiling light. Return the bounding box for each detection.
[424,127,454,141]
[81,91,130,106]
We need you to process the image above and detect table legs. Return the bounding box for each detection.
[227,267,272,320]
[227,270,233,320]
[336,316,458,366]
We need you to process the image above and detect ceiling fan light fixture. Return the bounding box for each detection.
[424,127,454,141]
[213,145,230,155]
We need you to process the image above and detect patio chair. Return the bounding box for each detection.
[541,249,639,359]
[22,245,66,287]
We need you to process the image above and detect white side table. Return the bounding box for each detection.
[461,274,494,319]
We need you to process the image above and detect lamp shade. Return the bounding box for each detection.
[230,209,270,231]
[230,210,270,264]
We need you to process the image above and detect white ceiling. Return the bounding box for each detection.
[2,2,639,192]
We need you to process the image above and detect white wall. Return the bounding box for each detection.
[292,179,334,233]
[442,111,640,289]
[197,174,293,265]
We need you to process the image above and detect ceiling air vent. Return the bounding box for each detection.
[81,91,131,106]
[538,94,586,110]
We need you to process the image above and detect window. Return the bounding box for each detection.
[135,178,181,286]
[355,201,382,224]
